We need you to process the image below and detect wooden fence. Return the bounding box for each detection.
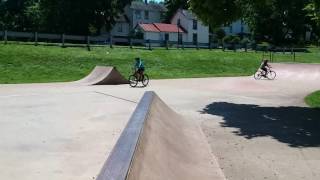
[0,30,307,54]
[0,30,229,50]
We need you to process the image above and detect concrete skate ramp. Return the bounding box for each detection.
[96,91,225,180]
[76,66,128,85]
[271,63,320,81]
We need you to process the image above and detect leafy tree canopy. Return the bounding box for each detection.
[164,0,188,22]
[189,0,310,45]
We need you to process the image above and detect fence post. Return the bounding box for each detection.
[196,42,199,50]
[269,51,272,61]
[148,39,152,50]
[293,51,296,62]
[4,30,7,44]
[109,36,113,48]
[86,36,91,51]
[61,34,65,47]
[272,52,274,62]
[129,38,133,49]
[166,40,169,50]
[209,42,212,50]
[34,32,38,46]
[181,41,184,50]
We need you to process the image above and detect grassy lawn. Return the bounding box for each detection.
[0,43,320,83]
[305,91,320,108]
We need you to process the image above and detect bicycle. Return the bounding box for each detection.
[129,68,149,87]
[254,67,276,80]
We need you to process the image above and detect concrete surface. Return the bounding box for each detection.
[0,63,320,180]
[126,92,225,180]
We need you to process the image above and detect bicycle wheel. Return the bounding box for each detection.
[254,71,262,80]
[267,71,276,80]
[129,75,138,87]
[142,74,149,87]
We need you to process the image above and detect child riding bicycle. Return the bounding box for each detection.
[260,59,271,77]
[134,57,145,80]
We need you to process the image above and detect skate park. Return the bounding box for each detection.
[0,63,319,180]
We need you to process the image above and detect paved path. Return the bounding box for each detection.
[0,63,319,180]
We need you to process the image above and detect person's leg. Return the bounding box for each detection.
[137,69,143,80]
[261,67,267,76]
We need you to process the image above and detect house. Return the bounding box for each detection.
[222,20,250,36]
[134,9,210,46]
[102,1,167,37]
[110,15,130,37]
[171,9,209,45]
[125,1,167,30]
[135,23,187,45]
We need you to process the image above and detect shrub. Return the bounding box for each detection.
[215,29,226,40]
[223,35,240,44]
[240,38,250,45]
[231,36,240,44]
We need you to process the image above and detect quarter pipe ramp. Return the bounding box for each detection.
[76,66,128,85]
[96,91,225,180]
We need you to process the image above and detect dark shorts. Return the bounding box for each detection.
[261,67,267,72]
[137,67,145,73]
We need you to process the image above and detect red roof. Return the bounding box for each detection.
[139,23,186,33]
[139,23,160,32]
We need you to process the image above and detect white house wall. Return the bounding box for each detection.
[144,32,187,42]
[145,32,160,41]
[171,11,209,44]
[111,22,130,37]
[108,5,164,37]
[132,10,162,29]
[171,12,189,34]
[223,20,250,35]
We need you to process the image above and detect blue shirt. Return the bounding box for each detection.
[135,60,144,69]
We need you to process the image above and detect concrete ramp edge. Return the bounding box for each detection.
[96,92,154,180]
[96,91,225,180]
[76,66,128,85]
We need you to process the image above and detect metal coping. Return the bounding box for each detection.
[96,91,155,180]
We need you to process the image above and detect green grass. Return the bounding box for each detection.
[1,43,320,83]
[305,91,320,108]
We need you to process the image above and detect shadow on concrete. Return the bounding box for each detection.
[200,102,320,148]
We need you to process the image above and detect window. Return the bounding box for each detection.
[135,10,141,19]
[117,24,123,32]
[193,19,197,30]
[144,11,149,20]
[193,33,197,45]
[165,33,169,41]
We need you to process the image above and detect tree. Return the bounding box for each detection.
[304,0,320,26]
[0,0,43,31]
[164,0,188,22]
[24,0,42,31]
[189,0,240,27]
[39,0,132,35]
[189,0,310,45]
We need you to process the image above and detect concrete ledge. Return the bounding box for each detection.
[96,91,154,180]
[96,91,225,180]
